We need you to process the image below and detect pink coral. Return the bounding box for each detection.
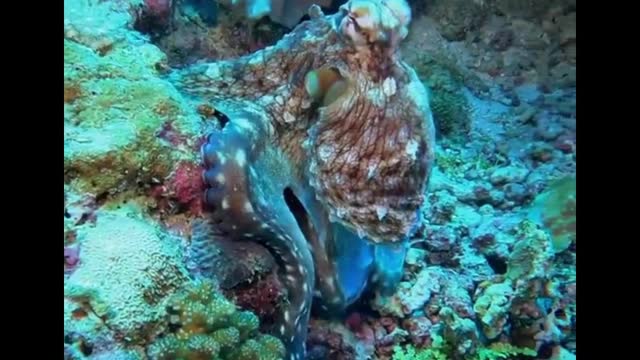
[228,271,286,327]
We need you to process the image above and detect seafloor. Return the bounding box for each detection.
[64,0,576,359]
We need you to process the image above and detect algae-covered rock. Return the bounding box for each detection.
[64,36,203,198]
[527,176,576,253]
[413,55,471,139]
[507,221,555,283]
[64,0,145,53]
[372,267,474,320]
[473,282,514,340]
[64,209,189,342]
[427,0,488,41]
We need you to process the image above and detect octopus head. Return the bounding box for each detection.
[335,0,411,51]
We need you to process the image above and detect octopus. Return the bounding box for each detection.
[169,0,436,358]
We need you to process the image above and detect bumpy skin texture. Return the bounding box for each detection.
[170,1,435,358]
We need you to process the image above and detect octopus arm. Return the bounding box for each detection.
[200,102,314,359]
[296,186,377,315]
[167,15,338,103]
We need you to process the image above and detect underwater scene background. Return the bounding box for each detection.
[63,0,576,359]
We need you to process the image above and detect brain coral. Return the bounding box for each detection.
[64,209,189,342]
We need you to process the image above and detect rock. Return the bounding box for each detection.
[510,19,550,50]
[429,190,458,224]
[489,189,505,206]
[554,134,575,153]
[478,204,495,216]
[426,226,458,252]
[535,123,564,141]
[428,0,488,41]
[514,84,543,104]
[64,38,202,198]
[402,317,433,345]
[372,267,474,319]
[504,183,529,203]
[490,166,529,185]
[529,143,555,162]
[550,62,576,88]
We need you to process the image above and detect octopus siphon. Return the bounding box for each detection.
[169,0,436,358]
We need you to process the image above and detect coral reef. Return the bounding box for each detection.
[63,0,575,358]
[64,0,145,53]
[392,339,536,360]
[427,0,488,42]
[64,9,203,200]
[306,319,359,360]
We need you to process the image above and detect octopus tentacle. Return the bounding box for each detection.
[371,238,410,295]
[167,15,338,105]
[295,188,375,315]
[200,107,314,359]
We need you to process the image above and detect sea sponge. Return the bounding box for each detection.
[64,209,189,342]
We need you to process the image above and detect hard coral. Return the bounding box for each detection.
[148,279,285,360]
[64,209,189,342]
